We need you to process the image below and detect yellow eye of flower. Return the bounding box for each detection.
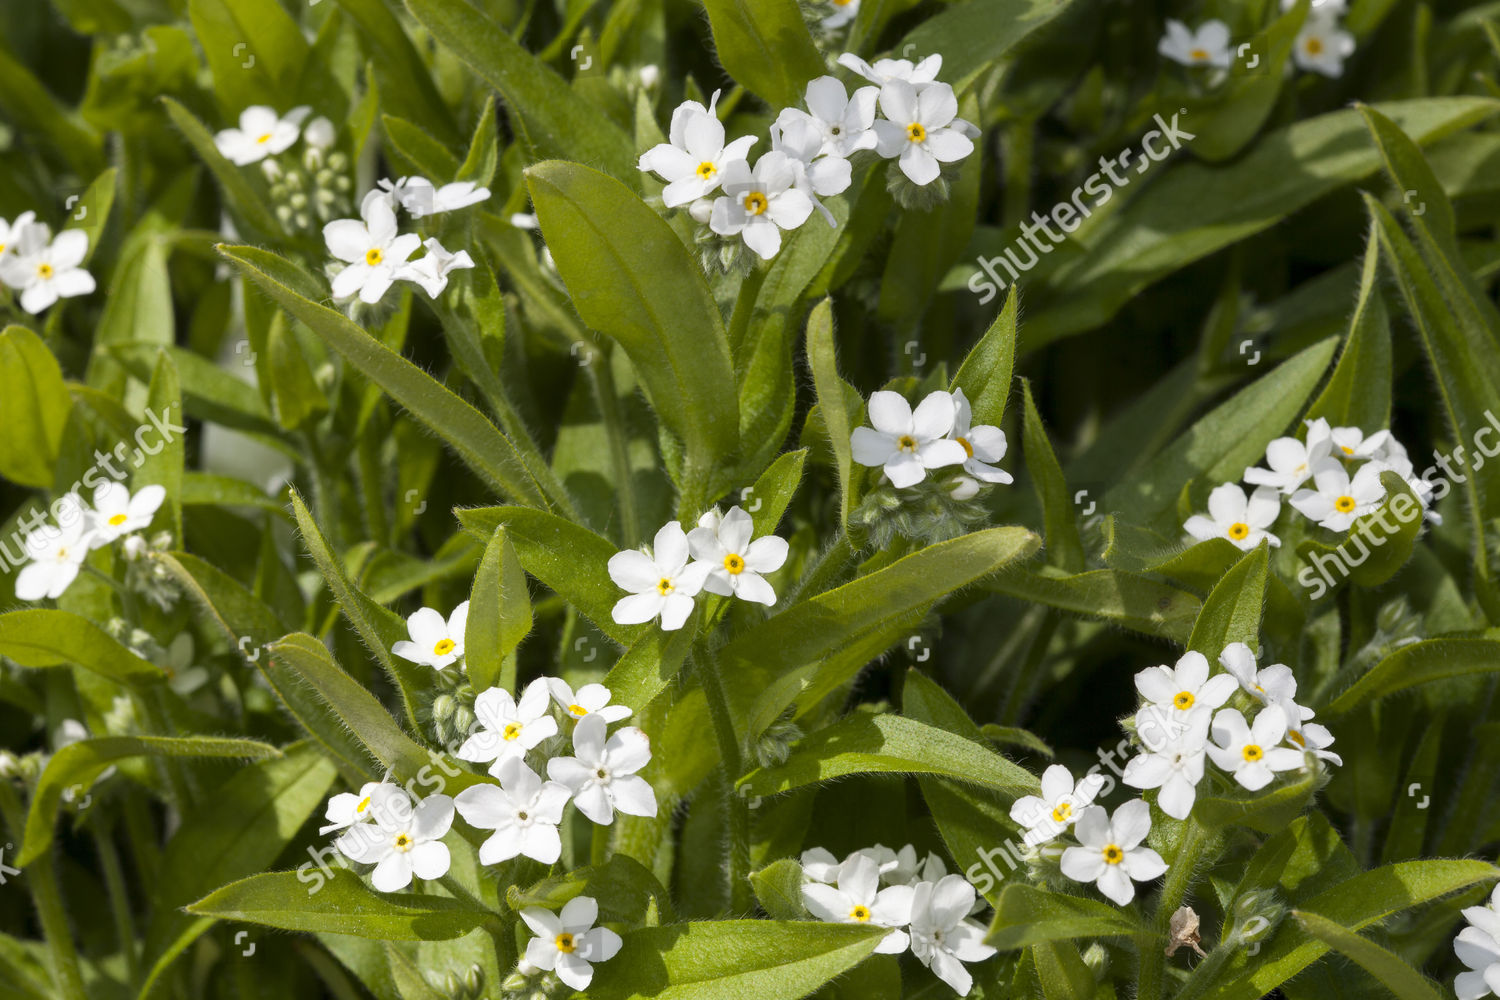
[555,933,576,953]
[394,833,413,851]
[897,435,918,452]
[1306,37,1325,56]
[695,161,717,180]
[955,436,973,458]
[569,704,588,717]
[1227,522,1250,540]
[36,263,54,279]
[1334,495,1356,513]
[743,192,768,215]
[1173,691,1195,710]
[1102,844,1124,864]
[656,577,674,595]
[503,723,523,741]
[906,122,926,143]
[433,638,456,656]
[365,248,384,266]
[356,796,372,813]
[849,905,871,922]
[1242,744,1264,762]
[1339,444,1354,455]
[1288,730,1306,748]
[256,132,274,144]
[724,554,745,575]
[1052,802,1072,823]
[108,513,128,526]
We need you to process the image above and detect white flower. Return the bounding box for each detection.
[802,853,914,954]
[1184,483,1281,551]
[1207,706,1306,791]
[638,64,660,89]
[396,238,474,297]
[453,757,572,865]
[850,390,969,489]
[1157,19,1233,68]
[823,0,859,29]
[1327,424,1389,460]
[1244,419,1334,493]
[391,601,469,670]
[1292,11,1355,78]
[947,388,1012,486]
[1009,764,1107,846]
[872,81,975,186]
[801,847,843,884]
[1218,643,1314,720]
[637,91,758,208]
[686,505,788,607]
[1123,709,1211,820]
[1290,460,1386,531]
[1059,800,1168,906]
[87,482,165,546]
[708,152,815,260]
[457,679,560,771]
[213,105,311,165]
[546,713,657,825]
[546,678,632,725]
[1455,885,1500,1000]
[335,789,454,892]
[324,193,422,304]
[520,896,622,991]
[319,780,389,835]
[1286,718,1342,766]
[1134,650,1239,720]
[908,875,996,996]
[0,211,36,257]
[377,176,491,218]
[0,223,95,314]
[837,52,943,87]
[783,77,879,159]
[15,499,92,601]
[607,521,713,631]
[303,116,336,150]
[881,844,950,887]
[768,115,850,226]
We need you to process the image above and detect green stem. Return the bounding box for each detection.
[0,783,87,1000]
[693,652,753,914]
[92,824,139,982]
[1139,817,1207,1000]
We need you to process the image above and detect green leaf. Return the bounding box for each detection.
[508,855,673,925]
[186,870,491,941]
[1020,378,1085,572]
[806,298,859,528]
[464,526,532,692]
[898,0,1081,83]
[739,712,1041,799]
[741,448,807,539]
[1304,233,1392,430]
[1193,765,1317,834]
[404,0,637,182]
[603,614,698,714]
[0,609,163,686]
[1186,542,1268,656]
[1324,636,1500,714]
[333,0,461,147]
[986,883,1139,950]
[138,349,185,543]
[951,284,1018,428]
[0,45,103,177]
[1290,910,1446,1000]
[749,859,807,920]
[700,0,823,108]
[20,736,281,866]
[586,920,886,1000]
[188,0,313,114]
[985,566,1201,643]
[0,326,73,488]
[525,161,739,509]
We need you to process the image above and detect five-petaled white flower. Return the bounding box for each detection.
[519,896,622,991]
[686,505,789,607]
[873,81,975,186]
[396,238,474,298]
[1157,19,1233,68]
[1184,483,1281,551]
[1285,718,1343,766]
[376,176,491,218]
[1009,764,1108,846]
[458,679,560,772]
[1134,650,1239,721]
[638,91,758,208]
[213,105,311,165]
[1290,460,1386,531]
[335,788,454,892]
[87,482,165,546]
[608,521,712,631]
[838,52,944,87]
[1207,706,1306,791]
[769,115,851,226]
[1060,800,1168,906]
[391,601,469,670]
[1218,643,1313,720]
[546,714,657,825]
[319,780,390,835]
[1455,884,1500,1000]
[1292,11,1356,78]
[1244,419,1334,494]
[1123,709,1211,821]
[908,874,996,996]
[547,678,632,725]
[15,498,92,602]
[780,77,878,159]
[454,757,572,865]
[0,223,95,314]
[802,852,915,954]
[324,192,422,304]
[851,390,969,489]
[708,152,815,260]
[945,387,1012,499]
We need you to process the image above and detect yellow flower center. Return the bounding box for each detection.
[503,722,523,741]
[108,513,128,527]
[695,161,717,180]
[1242,744,1263,762]
[356,796,372,814]
[1334,495,1356,513]
[1227,522,1250,541]
[569,704,588,718]
[897,434,918,452]
[724,553,745,575]
[1189,47,1209,61]
[394,833,413,851]
[833,0,854,6]
[433,638,456,657]
[956,436,973,458]
[656,577,674,595]
[906,122,926,143]
[1339,444,1354,455]
[743,192,768,215]
[1051,802,1072,823]
[1173,691,1195,710]
[1305,37,1325,56]
[849,904,871,922]
[1102,844,1124,865]
[36,263,54,279]
[256,132,274,144]
[555,933,576,953]
[365,247,384,266]
[1288,730,1306,748]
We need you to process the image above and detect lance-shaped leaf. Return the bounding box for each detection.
[160,98,281,239]
[899,0,1081,82]
[985,566,1201,643]
[0,326,74,488]
[951,284,1018,428]
[986,883,1140,950]
[1291,910,1446,1000]
[1303,232,1391,430]
[1325,636,1500,714]
[0,609,163,686]
[806,298,860,528]
[701,0,823,109]
[1020,378,1085,572]
[1186,542,1268,656]
[464,527,533,692]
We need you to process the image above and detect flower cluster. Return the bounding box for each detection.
[0,212,95,314]
[213,105,354,232]
[1159,2,1355,80]
[1454,884,1500,1000]
[637,54,975,264]
[15,484,167,602]
[799,844,995,995]
[1185,417,1435,551]
[851,388,1011,500]
[607,505,790,631]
